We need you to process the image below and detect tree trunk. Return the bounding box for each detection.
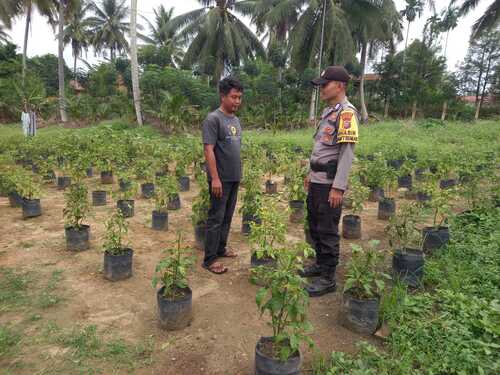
[130,0,143,126]
[309,89,317,126]
[474,49,486,105]
[475,51,494,121]
[411,100,417,121]
[58,1,68,123]
[443,29,450,58]
[73,53,78,82]
[359,41,369,123]
[22,4,32,83]
[402,20,411,66]
[441,100,447,121]
[384,98,390,119]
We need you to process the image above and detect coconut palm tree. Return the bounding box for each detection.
[63,0,92,80]
[57,0,68,122]
[0,0,22,28]
[351,0,403,122]
[440,5,460,57]
[456,0,500,38]
[3,1,54,80]
[130,0,142,125]
[172,0,265,83]
[141,5,184,67]
[0,23,10,44]
[87,0,130,60]
[236,0,305,42]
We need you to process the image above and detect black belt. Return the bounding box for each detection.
[310,160,338,179]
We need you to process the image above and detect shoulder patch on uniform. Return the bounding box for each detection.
[337,109,358,144]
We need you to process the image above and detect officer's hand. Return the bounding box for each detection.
[304,176,310,192]
[211,179,223,199]
[329,188,343,208]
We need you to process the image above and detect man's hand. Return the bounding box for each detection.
[211,178,223,199]
[328,188,343,208]
[304,175,310,192]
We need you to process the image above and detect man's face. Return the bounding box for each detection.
[319,81,344,101]
[221,89,243,113]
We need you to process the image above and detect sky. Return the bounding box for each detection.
[3,0,491,73]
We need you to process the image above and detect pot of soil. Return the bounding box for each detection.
[104,248,133,281]
[250,253,277,269]
[439,178,457,189]
[117,199,134,218]
[415,168,426,181]
[119,179,131,192]
[378,198,396,220]
[368,187,384,202]
[342,291,380,334]
[100,171,113,184]
[65,225,90,251]
[167,194,181,210]
[157,286,193,331]
[242,214,260,236]
[304,227,313,245]
[179,176,190,192]
[250,253,277,286]
[342,214,361,239]
[398,175,412,189]
[141,183,155,199]
[22,198,42,219]
[43,170,56,182]
[57,176,71,190]
[459,173,472,185]
[194,221,207,250]
[265,180,278,194]
[405,190,418,200]
[92,190,107,206]
[152,210,168,231]
[8,191,23,208]
[416,191,431,203]
[342,197,353,209]
[388,159,403,170]
[392,248,424,288]
[255,336,301,375]
[289,200,304,223]
[86,167,93,178]
[422,226,449,253]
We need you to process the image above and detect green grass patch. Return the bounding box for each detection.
[0,268,64,312]
[314,207,500,374]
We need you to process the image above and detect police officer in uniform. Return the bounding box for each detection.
[301,66,359,297]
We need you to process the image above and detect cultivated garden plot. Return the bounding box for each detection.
[0,120,499,374]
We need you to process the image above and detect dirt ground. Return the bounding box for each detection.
[0,174,392,375]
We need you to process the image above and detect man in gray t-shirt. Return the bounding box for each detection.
[201,77,243,274]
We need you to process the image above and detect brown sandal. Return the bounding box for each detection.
[204,261,228,274]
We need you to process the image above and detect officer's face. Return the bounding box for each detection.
[221,89,243,114]
[320,81,344,101]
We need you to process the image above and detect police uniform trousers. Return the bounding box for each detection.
[307,183,342,273]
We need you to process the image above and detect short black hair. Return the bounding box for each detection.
[219,77,244,96]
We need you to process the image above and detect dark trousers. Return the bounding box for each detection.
[204,181,239,267]
[307,183,342,274]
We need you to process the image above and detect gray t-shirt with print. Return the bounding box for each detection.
[202,109,242,182]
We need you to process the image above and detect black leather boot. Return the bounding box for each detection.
[298,263,322,278]
[305,272,336,297]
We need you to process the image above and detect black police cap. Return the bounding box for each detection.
[311,66,351,86]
